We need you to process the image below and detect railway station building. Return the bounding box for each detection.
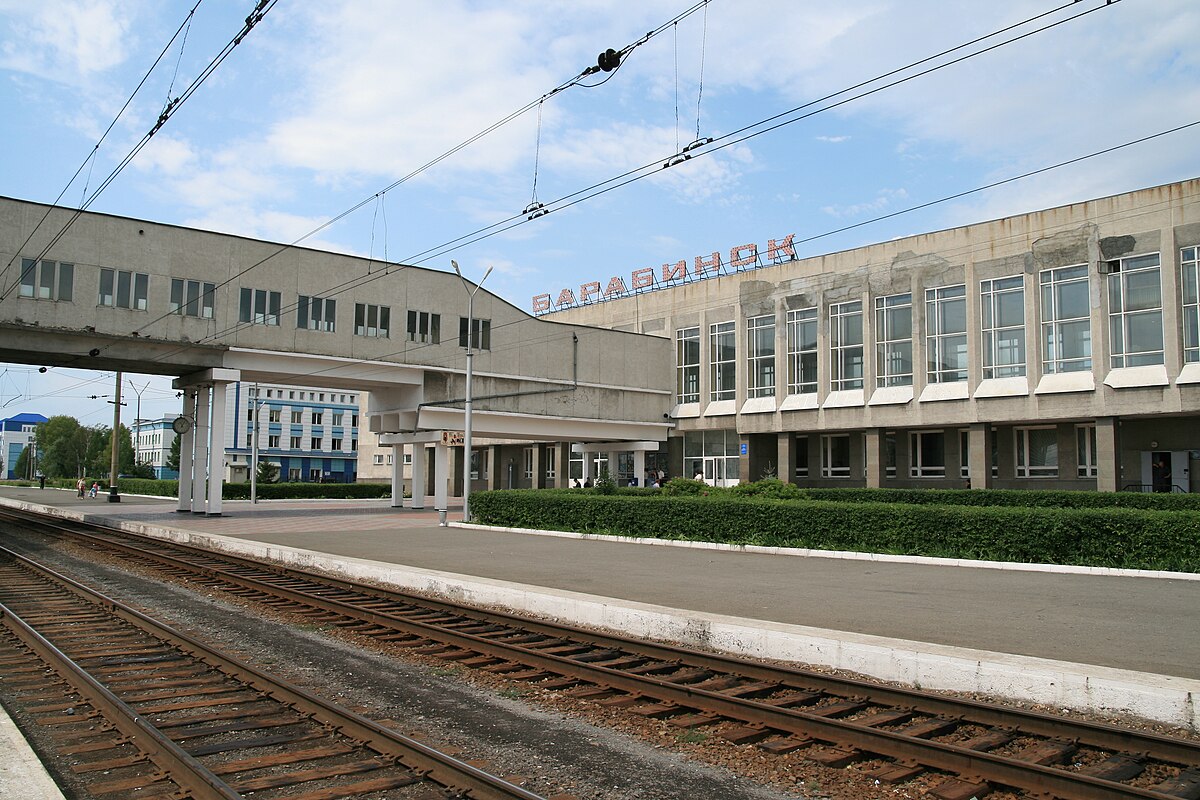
[546,178,1200,493]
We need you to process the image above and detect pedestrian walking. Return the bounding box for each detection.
[89,482,99,499]
[77,477,86,497]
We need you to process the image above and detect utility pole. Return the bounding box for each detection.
[128,380,151,470]
[452,260,493,523]
[108,371,125,503]
[250,383,262,504]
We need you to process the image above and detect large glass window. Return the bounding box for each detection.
[981,276,1026,378]
[1107,253,1163,368]
[298,295,336,332]
[683,429,740,485]
[170,278,215,318]
[794,436,809,478]
[1184,247,1200,364]
[1040,265,1091,373]
[709,321,736,402]
[926,285,967,383]
[875,293,912,387]
[821,434,851,478]
[786,308,818,395]
[746,314,776,398]
[1076,424,1097,478]
[676,327,700,404]
[240,287,281,326]
[910,431,946,477]
[1016,427,1058,477]
[830,301,864,391]
[355,303,391,338]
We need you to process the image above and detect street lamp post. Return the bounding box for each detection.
[108,371,125,503]
[128,380,151,471]
[451,259,492,523]
[250,384,266,504]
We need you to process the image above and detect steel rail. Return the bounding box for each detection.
[0,544,552,800]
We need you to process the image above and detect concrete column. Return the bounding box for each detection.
[410,444,426,509]
[581,450,592,484]
[968,423,993,489]
[206,382,227,516]
[390,445,403,507]
[633,449,645,487]
[556,443,570,488]
[489,445,503,490]
[607,450,619,482]
[1096,416,1120,492]
[738,436,750,485]
[777,433,793,484]
[434,443,449,511]
[531,446,543,489]
[864,428,885,488]
[192,386,210,514]
[176,392,195,512]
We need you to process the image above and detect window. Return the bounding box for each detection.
[311,437,322,450]
[960,430,970,479]
[387,453,394,465]
[170,277,215,318]
[981,276,1026,378]
[676,327,700,404]
[309,469,322,482]
[297,295,336,332]
[289,467,301,481]
[19,258,73,301]
[830,301,864,391]
[312,412,323,425]
[268,409,281,423]
[523,447,534,479]
[885,432,897,478]
[745,314,776,398]
[354,303,391,337]
[246,409,254,422]
[1076,424,1097,478]
[1107,253,1163,368]
[290,436,302,449]
[403,451,412,465]
[910,431,946,477]
[786,308,817,395]
[239,287,281,326]
[926,285,967,383]
[709,321,736,401]
[545,448,557,479]
[98,268,148,310]
[407,310,441,343]
[1016,427,1058,477]
[268,435,280,448]
[821,434,851,478]
[373,454,384,465]
[794,436,809,478]
[331,437,342,450]
[332,412,344,426]
[875,293,913,387]
[458,317,491,349]
[350,439,358,451]
[1040,265,1091,373]
[1184,247,1200,364]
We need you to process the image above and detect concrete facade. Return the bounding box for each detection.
[133,414,179,479]
[0,412,46,479]
[549,179,1200,492]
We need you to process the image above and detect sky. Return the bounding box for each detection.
[1,0,1198,427]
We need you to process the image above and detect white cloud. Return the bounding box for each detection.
[816,135,849,143]
[822,188,908,218]
[0,0,132,80]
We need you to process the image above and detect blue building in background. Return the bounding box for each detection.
[1,412,48,479]
[134,414,181,480]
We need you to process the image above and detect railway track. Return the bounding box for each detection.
[0,543,557,800]
[5,506,1200,800]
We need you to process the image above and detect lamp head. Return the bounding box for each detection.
[451,259,462,278]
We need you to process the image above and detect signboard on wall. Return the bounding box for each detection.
[441,431,464,446]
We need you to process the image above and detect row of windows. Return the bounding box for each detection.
[258,433,358,451]
[19,260,490,348]
[249,388,358,404]
[249,408,358,427]
[795,425,1096,480]
[677,252,1192,403]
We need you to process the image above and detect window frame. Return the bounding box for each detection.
[820,434,851,478]
[925,284,967,384]
[909,430,946,477]
[786,308,818,395]
[708,321,736,402]
[1184,246,1200,364]
[829,301,864,391]
[676,326,701,404]
[875,293,913,388]
[1039,265,1091,374]
[746,313,776,399]
[980,276,1026,379]
[1107,252,1164,369]
[1015,426,1059,478]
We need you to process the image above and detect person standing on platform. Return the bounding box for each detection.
[77,477,86,497]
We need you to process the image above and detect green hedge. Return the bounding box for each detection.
[795,486,1200,511]
[469,490,1200,572]
[1,478,392,500]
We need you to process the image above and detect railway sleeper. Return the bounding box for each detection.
[1009,739,1077,765]
[757,735,813,755]
[1154,768,1200,799]
[929,776,993,800]
[861,759,924,784]
[1077,753,1145,782]
[805,744,865,768]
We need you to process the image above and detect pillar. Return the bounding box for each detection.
[206,382,227,516]
[607,450,619,482]
[1096,416,1120,492]
[191,386,210,514]
[968,423,992,489]
[390,444,403,507]
[777,433,793,484]
[434,443,449,511]
[531,446,543,489]
[489,445,503,490]
[633,449,645,487]
[556,443,570,488]
[410,443,427,508]
[176,392,195,512]
[864,428,885,488]
[581,450,592,485]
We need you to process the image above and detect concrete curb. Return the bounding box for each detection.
[450,522,1200,581]
[6,496,1193,733]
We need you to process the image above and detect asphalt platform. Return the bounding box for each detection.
[1,486,1197,738]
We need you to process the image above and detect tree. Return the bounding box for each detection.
[12,446,28,479]
[255,460,279,484]
[85,423,135,477]
[37,416,93,478]
[127,461,156,479]
[167,433,180,471]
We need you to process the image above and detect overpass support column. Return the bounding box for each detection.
[410,444,426,508]
[206,382,228,516]
[390,445,404,507]
[581,450,592,485]
[556,443,570,488]
[176,391,196,512]
[191,387,210,514]
[531,445,542,489]
[434,443,449,514]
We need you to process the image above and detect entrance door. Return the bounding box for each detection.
[703,456,724,487]
[1139,450,1189,492]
